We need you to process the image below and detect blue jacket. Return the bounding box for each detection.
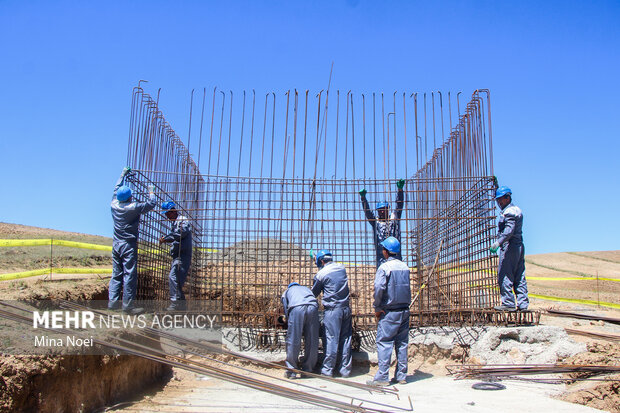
[373,257,411,311]
[282,284,318,317]
[497,203,523,247]
[163,214,193,257]
[111,176,156,244]
[311,262,350,309]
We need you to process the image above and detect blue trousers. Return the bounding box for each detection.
[322,306,353,377]
[109,241,138,310]
[169,252,191,302]
[498,243,529,309]
[286,304,319,372]
[374,309,409,382]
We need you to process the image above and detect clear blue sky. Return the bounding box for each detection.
[1,0,618,255]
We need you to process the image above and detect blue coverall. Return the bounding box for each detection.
[282,284,320,374]
[496,203,529,310]
[362,189,404,267]
[311,262,352,377]
[162,215,193,306]
[373,257,411,382]
[110,176,156,310]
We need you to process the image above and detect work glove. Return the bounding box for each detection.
[147,184,155,194]
[121,166,132,176]
[374,310,385,321]
[359,188,367,197]
[309,249,314,260]
[397,179,405,189]
[489,241,500,254]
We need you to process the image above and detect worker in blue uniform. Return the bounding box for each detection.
[159,201,193,311]
[311,250,352,377]
[367,236,411,386]
[109,166,156,314]
[281,282,320,378]
[490,186,529,311]
[359,179,406,267]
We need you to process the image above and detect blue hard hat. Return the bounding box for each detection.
[380,236,401,254]
[288,282,299,288]
[376,201,389,210]
[161,200,176,210]
[495,186,512,199]
[116,186,132,202]
[315,249,332,267]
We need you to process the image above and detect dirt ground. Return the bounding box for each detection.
[558,342,620,413]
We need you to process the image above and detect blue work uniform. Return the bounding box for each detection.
[496,203,528,309]
[311,262,352,377]
[362,190,404,267]
[163,215,193,306]
[282,284,320,374]
[373,257,411,382]
[109,176,156,310]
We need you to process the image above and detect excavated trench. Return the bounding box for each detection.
[0,278,172,413]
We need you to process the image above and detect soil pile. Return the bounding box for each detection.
[559,342,620,413]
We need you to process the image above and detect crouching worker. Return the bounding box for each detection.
[159,201,192,311]
[281,282,320,379]
[311,250,352,378]
[368,236,411,386]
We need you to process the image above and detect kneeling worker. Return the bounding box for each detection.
[159,201,193,311]
[368,236,411,386]
[311,250,352,377]
[281,282,320,378]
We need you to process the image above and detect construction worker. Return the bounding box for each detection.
[281,282,320,378]
[159,201,193,311]
[109,167,156,314]
[490,186,529,311]
[311,250,352,378]
[359,179,405,268]
[367,236,411,386]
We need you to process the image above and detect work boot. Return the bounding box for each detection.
[518,306,529,311]
[123,307,145,315]
[366,379,389,387]
[494,305,516,312]
[284,371,300,379]
[391,378,407,385]
[166,301,187,312]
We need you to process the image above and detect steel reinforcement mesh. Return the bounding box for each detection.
[126,86,500,328]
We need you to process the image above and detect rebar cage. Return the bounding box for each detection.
[125,86,500,328]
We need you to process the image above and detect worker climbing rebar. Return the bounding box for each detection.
[311,250,352,378]
[490,185,529,311]
[359,179,406,267]
[159,201,193,312]
[109,166,156,314]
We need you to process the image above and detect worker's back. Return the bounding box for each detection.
[111,196,156,243]
[282,284,318,316]
[312,262,350,309]
[374,257,411,310]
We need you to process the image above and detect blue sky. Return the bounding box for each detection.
[1,0,618,254]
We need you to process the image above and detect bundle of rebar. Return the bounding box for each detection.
[546,309,620,325]
[447,363,620,381]
[124,86,501,329]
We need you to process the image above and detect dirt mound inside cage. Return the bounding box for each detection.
[211,238,311,263]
